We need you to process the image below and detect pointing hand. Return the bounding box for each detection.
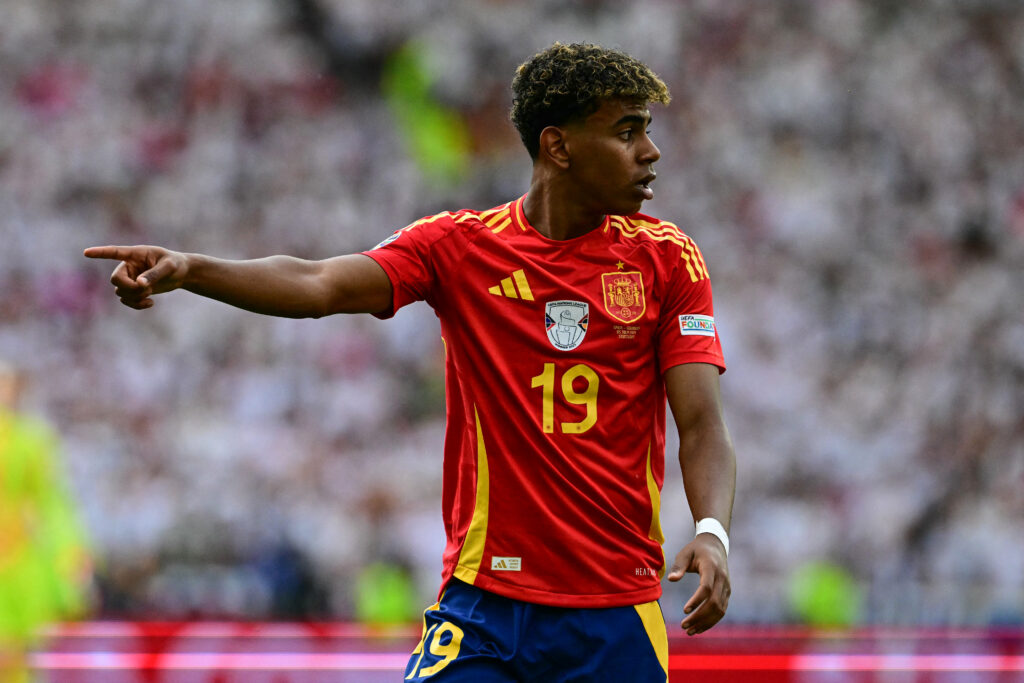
[83,245,189,310]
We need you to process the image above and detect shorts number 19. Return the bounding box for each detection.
[407,621,464,679]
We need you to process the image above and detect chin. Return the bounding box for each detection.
[615,200,645,216]
[591,194,644,217]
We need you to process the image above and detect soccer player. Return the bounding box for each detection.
[85,42,736,681]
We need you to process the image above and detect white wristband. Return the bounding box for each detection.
[695,518,730,557]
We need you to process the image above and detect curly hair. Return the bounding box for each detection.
[510,42,671,160]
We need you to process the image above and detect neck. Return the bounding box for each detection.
[523,173,605,241]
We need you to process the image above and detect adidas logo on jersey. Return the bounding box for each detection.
[488,269,533,301]
[490,556,522,571]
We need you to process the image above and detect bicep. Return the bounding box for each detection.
[318,254,394,315]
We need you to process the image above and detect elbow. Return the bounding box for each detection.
[678,417,735,459]
[305,266,339,318]
[306,296,333,319]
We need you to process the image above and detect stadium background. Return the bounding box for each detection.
[1,0,1022,667]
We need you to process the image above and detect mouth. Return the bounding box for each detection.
[636,173,656,200]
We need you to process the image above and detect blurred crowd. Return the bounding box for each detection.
[1,0,1022,626]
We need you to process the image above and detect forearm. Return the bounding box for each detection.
[183,253,334,318]
[678,419,736,530]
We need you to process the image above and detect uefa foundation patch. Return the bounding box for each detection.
[679,314,716,337]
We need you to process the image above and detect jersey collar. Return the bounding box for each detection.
[511,194,612,238]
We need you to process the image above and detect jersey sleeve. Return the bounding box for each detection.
[361,213,457,318]
[656,236,726,374]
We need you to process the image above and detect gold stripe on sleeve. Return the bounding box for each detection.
[627,216,683,235]
[678,246,700,283]
[689,239,711,279]
[490,216,513,234]
[614,217,706,281]
[484,207,511,228]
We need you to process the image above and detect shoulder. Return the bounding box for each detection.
[372,201,518,249]
[609,212,696,249]
[609,212,711,282]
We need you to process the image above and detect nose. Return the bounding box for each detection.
[640,135,660,165]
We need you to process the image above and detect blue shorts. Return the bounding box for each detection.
[404,579,668,682]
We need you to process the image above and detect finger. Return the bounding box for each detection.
[137,258,175,288]
[683,600,724,635]
[667,547,693,582]
[85,245,140,261]
[110,262,141,289]
[682,599,715,634]
[116,287,148,304]
[682,575,729,635]
[120,296,154,310]
[682,577,712,617]
[114,285,150,300]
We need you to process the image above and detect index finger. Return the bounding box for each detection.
[681,573,729,634]
[83,245,139,261]
[683,577,712,617]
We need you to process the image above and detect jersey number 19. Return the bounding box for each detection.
[530,363,599,434]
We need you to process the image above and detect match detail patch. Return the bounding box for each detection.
[490,556,521,571]
[679,314,716,337]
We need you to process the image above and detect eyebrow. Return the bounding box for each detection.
[612,113,653,127]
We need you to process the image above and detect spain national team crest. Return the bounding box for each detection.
[545,301,589,351]
[601,271,646,323]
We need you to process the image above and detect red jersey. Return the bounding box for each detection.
[363,195,725,608]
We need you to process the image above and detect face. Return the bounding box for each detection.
[563,98,662,216]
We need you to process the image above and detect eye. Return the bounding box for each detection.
[619,127,652,142]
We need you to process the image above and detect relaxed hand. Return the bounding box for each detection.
[667,534,730,636]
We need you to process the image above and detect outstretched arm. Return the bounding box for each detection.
[83,246,392,317]
[664,362,736,636]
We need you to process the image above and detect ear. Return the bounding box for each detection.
[538,125,571,170]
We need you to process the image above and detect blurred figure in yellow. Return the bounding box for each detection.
[0,361,92,683]
[788,560,862,629]
[353,489,419,627]
[382,40,471,187]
